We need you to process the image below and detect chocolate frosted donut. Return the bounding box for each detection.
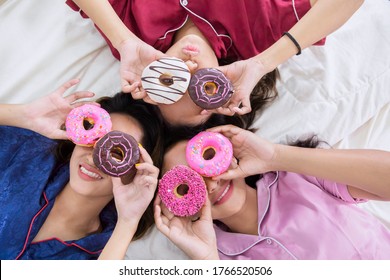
[141,57,191,104]
[188,68,234,109]
[93,131,140,177]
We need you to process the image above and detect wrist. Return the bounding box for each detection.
[21,103,41,130]
[117,216,140,229]
[114,33,139,51]
[114,219,138,240]
[254,35,300,72]
[270,144,312,174]
[12,104,30,129]
[268,144,286,172]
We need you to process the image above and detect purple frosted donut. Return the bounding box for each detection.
[186,131,233,177]
[188,68,234,109]
[158,165,207,217]
[93,130,140,177]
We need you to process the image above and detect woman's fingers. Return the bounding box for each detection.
[111,177,123,188]
[207,124,240,138]
[56,79,80,95]
[71,101,101,108]
[137,145,153,164]
[65,91,95,103]
[230,98,251,115]
[52,130,68,140]
[214,106,236,116]
[122,81,147,100]
[199,194,213,222]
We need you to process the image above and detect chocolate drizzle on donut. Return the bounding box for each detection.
[93,131,140,177]
[141,57,191,104]
[188,68,234,109]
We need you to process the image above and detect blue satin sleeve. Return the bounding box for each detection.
[0,126,57,169]
[0,126,60,259]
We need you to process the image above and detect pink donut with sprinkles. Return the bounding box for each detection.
[158,165,207,217]
[65,104,112,146]
[188,68,234,109]
[186,131,233,177]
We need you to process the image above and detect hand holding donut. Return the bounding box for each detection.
[111,145,159,223]
[154,195,219,260]
[208,125,277,180]
[22,79,98,140]
[117,38,165,102]
[212,58,269,116]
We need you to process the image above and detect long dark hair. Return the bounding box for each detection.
[56,92,164,240]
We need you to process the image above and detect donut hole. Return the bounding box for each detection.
[110,147,125,163]
[159,74,174,86]
[174,184,189,198]
[204,82,218,96]
[202,147,216,160]
[83,117,95,130]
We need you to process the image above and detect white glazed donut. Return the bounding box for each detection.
[141,57,191,104]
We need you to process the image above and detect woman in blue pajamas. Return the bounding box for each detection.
[0,79,164,259]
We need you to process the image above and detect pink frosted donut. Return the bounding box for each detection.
[65,104,112,146]
[158,165,207,217]
[186,131,233,177]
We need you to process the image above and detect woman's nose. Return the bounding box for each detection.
[204,177,219,194]
[81,146,96,165]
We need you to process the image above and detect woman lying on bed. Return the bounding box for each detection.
[0,79,163,260]
[67,0,364,125]
[154,124,390,260]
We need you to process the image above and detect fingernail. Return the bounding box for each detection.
[135,163,141,168]
[138,143,143,148]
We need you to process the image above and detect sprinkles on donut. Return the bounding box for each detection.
[186,131,233,177]
[188,68,234,109]
[158,165,207,217]
[65,104,112,146]
[93,130,140,177]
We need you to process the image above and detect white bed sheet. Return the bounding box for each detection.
[253,0,390,146]
[334,102,390,230]
[0,0,121,104]
[0,0,389,259]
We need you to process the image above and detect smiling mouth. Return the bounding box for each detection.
[79,165,103,179]
[214,181,231,205]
